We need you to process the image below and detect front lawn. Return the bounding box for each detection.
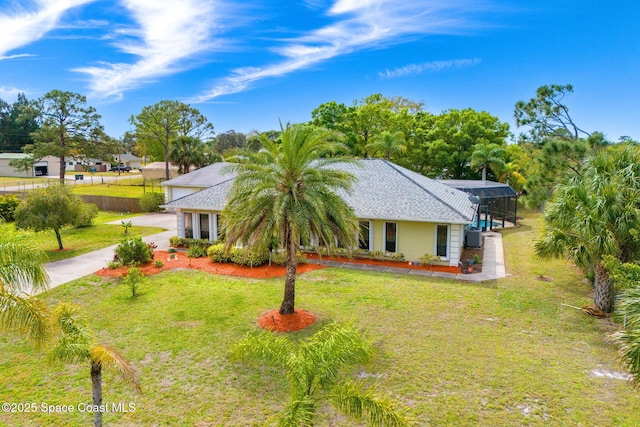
[1,211,639,426]
[2,211,165,263]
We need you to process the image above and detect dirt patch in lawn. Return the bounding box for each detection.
[305,253,461,274]
[258,309,316,332]
[95,251,326,279]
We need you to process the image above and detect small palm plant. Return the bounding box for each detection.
[0,232,52,347]
[233,322,409,426]
[49,303,141,427]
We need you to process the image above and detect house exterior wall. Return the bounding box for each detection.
[167,186,202,203]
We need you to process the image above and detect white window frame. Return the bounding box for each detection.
[435,224,450,261]
[198,213,210,240]
[183,212,194,239]
[383,221,398,253]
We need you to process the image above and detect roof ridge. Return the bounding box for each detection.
[381,160,474,221]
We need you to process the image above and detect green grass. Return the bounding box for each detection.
[71,184,162,199]
[1,211,640,426]
[1,211,165,263]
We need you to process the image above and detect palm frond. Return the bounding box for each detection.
[232,329,295,370]
[91,345,142,392]
[0,290,52,347]
[0,235,50,294]
[278,395,316,427]
[331,380,409,427]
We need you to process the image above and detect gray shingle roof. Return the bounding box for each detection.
[161,162,236,187]
[163,159,477,223]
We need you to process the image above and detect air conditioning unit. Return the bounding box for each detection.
[466,229,482,248]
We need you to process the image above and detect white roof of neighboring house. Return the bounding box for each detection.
[163,159,477,224]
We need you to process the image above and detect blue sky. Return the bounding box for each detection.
[0,0,638,141]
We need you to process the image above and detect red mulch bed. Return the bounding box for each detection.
[95,251,326,279]
[304,253,461,274]
[257,309,316,332]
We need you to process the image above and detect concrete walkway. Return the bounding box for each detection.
[308,231,507,282]
[36,212,176,294]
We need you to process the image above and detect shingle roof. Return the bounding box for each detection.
[161,162,236,187]
[163,159,477,223]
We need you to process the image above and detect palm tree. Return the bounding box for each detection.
[233,322,409,426]
[169,135,208,174]
[534,145,640,312]
[223,124,359,315]
[470,143,506,181]
[0,232,52,347]
[366,130,406,160]
[49,303,141,427]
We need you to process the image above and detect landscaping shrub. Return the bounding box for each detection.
[0,194,21,222]
[208,244,230,263]
[187,245,208,258]
[139,192,164,212]
[170,236,215,249]
[229,248,268,266]
[154,260,164,268]
[115,237,153,266]
[74,202,98,228]
[272,251,308,266]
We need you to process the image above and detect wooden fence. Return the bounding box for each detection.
[78,195,143,213]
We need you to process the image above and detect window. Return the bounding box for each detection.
[184,213,193,238]
[358,221,371,250]
[436,225,448,258]
[200,214,210,240]
[384,222,397,253]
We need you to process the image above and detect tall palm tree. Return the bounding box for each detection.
[233,322,409,426]
[470,143,506,181]
[534,145,640,312]
[49,303,141,427]
[0,232,52,347]
[223,124,359,315]
[366,130,406,160]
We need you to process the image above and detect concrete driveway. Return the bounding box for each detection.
[37,212,177,294]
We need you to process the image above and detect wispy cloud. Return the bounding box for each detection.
[194,0,487,102]
[0,0,95,59]
[379,58,482,79]
[0,53,37,60]
[74,0,220,100]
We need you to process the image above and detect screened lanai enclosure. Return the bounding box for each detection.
[439,180,518,231]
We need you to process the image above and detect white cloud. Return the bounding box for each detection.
[0,53,36,60]
[195,0,486,101]
[379,58,482,79]
[0,0,95,58]
[74,0,220,100]
[0,86,28,100]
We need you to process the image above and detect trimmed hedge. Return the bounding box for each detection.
[207,244,269,266]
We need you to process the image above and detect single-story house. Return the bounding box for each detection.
[0,153,61,177]
[114,152,143,170]
[161,159,478,266]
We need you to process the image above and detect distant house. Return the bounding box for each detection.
[114,153,143,170]
[0,153,61,177]
[161,159,478,266]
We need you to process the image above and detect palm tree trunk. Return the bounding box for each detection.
[279,234,297,315]
[593,262,613,313]
[91,361,103,427]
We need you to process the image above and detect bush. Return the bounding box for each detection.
[0,194,21,222]
[272,251,308,266]
[170,236,215,249]
[74,203,98,228]
[187,245,208,258]
[139,192,164,212]
[154,260,164,268]
[115,237,153,266]
[208,243,230,263]
[229,248,268,266]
